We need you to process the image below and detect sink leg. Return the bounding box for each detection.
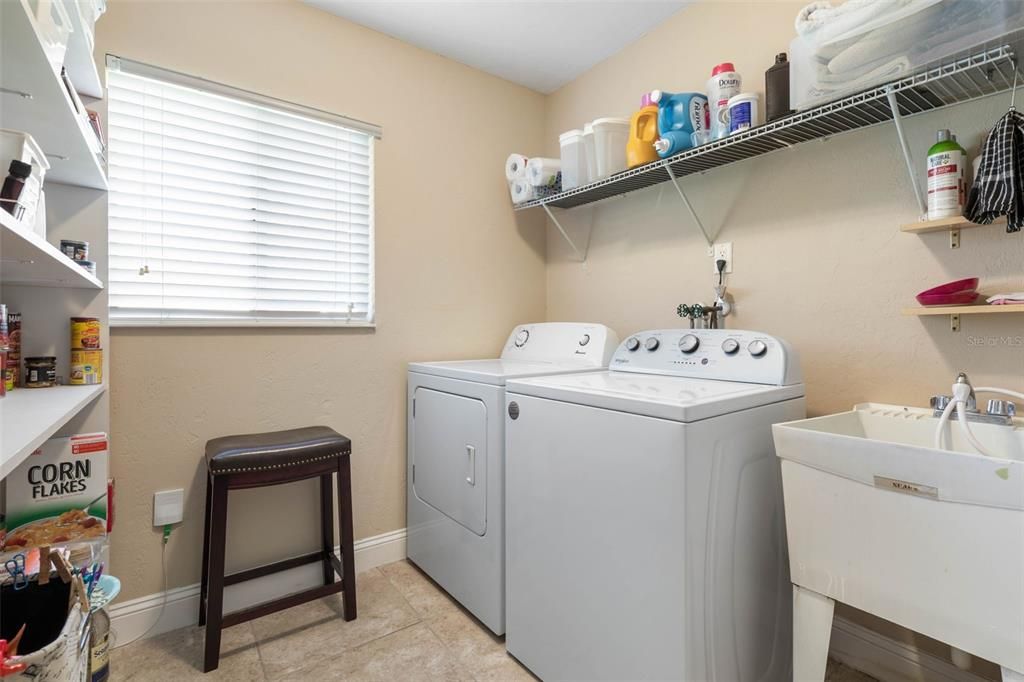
[1003,667,1024,682]
[793,584,835,682]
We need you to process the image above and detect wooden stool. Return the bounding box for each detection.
[199,426,356,672]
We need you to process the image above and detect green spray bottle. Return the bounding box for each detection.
[926,129,967,220]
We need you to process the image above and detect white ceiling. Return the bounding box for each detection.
[304,1,690,93]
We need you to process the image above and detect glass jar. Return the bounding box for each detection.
[25,356,57,388]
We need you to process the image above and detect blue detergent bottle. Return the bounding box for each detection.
[650,90,710,158]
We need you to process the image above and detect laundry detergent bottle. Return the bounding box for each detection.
[626,93,661,169]
[651,90,709,158]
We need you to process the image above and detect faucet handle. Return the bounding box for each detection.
[930,395,952,411]
[986,399,1017,418]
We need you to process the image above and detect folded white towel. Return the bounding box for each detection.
[795,0,943,48]
[986,293,1024,305]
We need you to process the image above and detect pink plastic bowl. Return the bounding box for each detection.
[917,277,979,296]
[916,291,980,307]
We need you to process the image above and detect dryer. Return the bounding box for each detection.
[505,328,804,681]
[407,322,619,635]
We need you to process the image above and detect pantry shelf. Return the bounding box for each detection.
[0,0,108,190]
[515,37,1023,212]
[0,384,106,480]
[900,215,1006,234]
[1,210,103,289]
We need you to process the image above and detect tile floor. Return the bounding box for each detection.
[111,560,876,681]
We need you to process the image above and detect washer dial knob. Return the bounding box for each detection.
[748,340,768,357]
[579,334,590,347]
[678,334,700,354]
[645,337,660,351]
[514,329,529,347]
[721,338,740,355]
[625,337,641,352]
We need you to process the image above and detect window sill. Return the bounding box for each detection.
[110,319,376,329]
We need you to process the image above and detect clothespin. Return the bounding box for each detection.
[38,546,50,585]
[50,550,73,584]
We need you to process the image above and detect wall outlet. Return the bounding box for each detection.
[711,242,733,274]
[153,489,184,526]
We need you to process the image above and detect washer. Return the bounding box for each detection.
[407,322,619,635]
[505,328,805,681]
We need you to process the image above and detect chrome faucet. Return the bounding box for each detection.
[931,372,1017,426]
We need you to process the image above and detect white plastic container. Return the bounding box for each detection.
[591,117,629,180]
[727,93,760,134]
[559,129,586,191]
[789,0,1024,111]
[0,130,50,226]
[25,0,73,77]
[582,123,597,184]
[707,63,742,140]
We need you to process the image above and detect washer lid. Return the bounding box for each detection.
[409,359,603,386]
[506,371,805,422]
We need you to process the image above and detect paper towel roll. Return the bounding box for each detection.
[526,157,562,187]
[505,153,529,182]
[510,179,536,204]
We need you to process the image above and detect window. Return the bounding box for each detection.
[106,57,378,326]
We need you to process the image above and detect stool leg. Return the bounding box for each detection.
[319,473,335,586]
[203,476,229,673]
[198,471,213,627]
[337,454,357,621]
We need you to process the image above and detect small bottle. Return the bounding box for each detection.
[0,160,32,219]
[765,53,793,122]
[927,129,967,220]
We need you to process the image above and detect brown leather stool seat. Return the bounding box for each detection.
[199,426,356,672]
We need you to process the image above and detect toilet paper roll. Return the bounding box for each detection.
[526,157,562,187]
[510,179,537,204]
[505,153,529,182]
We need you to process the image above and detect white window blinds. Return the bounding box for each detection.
[106,59,377,326]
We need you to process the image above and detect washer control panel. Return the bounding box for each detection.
[501,323,621,367]
[614,329,801,386]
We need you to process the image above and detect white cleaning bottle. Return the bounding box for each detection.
[926,129,967,219]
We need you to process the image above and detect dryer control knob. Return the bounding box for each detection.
[721,338,740,355]
[579,334,591,347]
[625,337,641,352]
[645,337,660,351]
[679,334,700,354]
[748,340,768,357]
[514,329,530,347]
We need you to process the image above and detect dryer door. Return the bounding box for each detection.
[412,387,487,536]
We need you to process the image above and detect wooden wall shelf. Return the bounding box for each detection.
[900,216,1005,234]
[902,303,1024,316]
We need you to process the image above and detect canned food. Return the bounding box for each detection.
[7,311,20,387]
[77,260,97,277]
[25,356,57,388]
[71,317,101,350]
[70,349,102,385]
[60,239,89,261]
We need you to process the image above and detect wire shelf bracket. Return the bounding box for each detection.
[886,86,928,218]
[542,204,593,262]
[665,164,714,247]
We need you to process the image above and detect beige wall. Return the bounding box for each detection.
[543,2,1021,677]
[97,0,547,601]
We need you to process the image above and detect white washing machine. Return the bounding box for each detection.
[505,328,805,681]
[407,322,619,635]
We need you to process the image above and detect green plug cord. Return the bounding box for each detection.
[163,524,173,545]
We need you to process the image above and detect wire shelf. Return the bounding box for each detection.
[515,35,1024,212]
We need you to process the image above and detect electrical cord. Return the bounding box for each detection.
[110,525,171,649]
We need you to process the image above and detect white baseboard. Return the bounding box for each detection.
[108,528,406,647]
[830,615,989,682]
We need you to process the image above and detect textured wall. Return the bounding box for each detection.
[97,0,548,601]
[542,2,1021,677]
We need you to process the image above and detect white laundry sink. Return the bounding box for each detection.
[773,403,1024,681]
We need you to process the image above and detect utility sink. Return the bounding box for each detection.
[773,403,1024,681]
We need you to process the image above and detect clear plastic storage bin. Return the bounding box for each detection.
[790,0,1024,111]
[0,130,50,227]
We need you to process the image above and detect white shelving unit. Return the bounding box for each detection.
[1,0,109,482]
[0,384,106,479]
[1,210,103,289]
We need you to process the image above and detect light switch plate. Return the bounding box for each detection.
[154,489,184,526]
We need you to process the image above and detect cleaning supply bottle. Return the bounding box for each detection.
[651,90,709,158]
[626,93,661,169]
[765,53,793,122]
[927,129,967,219]
[706,62,741,140]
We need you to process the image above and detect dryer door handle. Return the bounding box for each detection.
[465,445,476,486]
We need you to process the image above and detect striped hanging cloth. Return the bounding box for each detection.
[965,109,1024,233]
